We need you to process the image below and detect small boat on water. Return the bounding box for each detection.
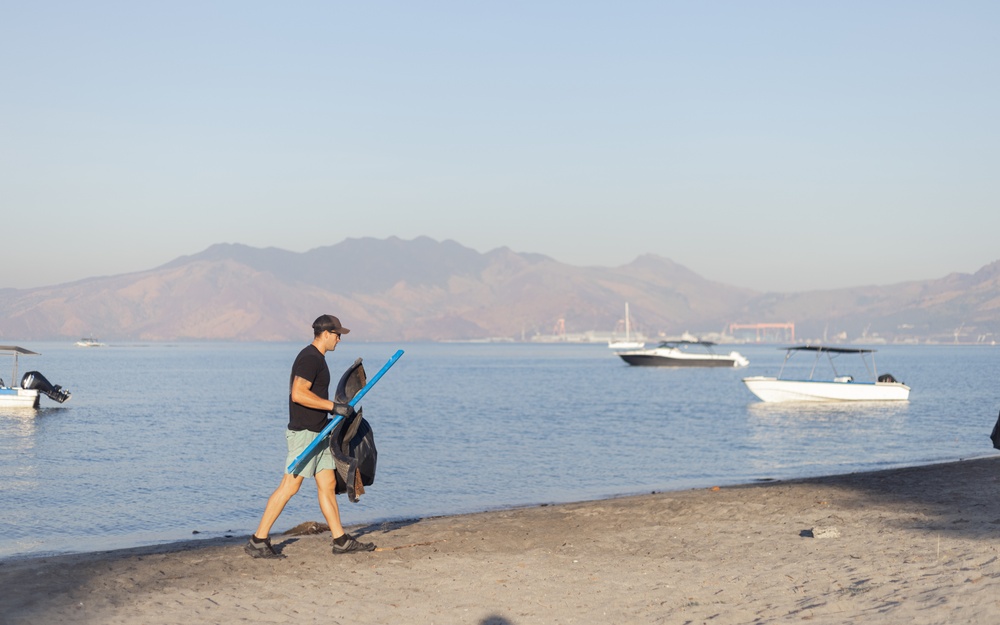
[617,340,750,368]
[75,336,106,347]
[742,345,909,402]
[0,346,72,408]
[608,302,644,350]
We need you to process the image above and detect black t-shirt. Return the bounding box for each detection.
[287,344,331,432]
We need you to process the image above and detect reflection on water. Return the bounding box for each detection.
[744,400,912,476]
[0,409,44,512]
[746,400,912,421]
[0,410,40,440]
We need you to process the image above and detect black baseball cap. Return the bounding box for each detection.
[312,314,350,335]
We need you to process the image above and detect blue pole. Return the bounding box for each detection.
[286,349,404,475]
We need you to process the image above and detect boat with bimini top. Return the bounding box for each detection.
[742,345,909,402]
[0,346,72,408]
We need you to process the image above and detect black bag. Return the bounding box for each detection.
[329,358,378,502]
[330,411,377,502]
[992,410,1000,450]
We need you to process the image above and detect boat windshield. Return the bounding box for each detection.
[658,340,717,348]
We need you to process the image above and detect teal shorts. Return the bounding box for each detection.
[285,429,336,477]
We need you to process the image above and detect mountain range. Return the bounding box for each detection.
[1,236,998,343]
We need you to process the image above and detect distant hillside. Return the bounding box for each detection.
[737,261,1000,343]
[0,237,997,343]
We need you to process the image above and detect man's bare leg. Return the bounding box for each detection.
[314,469,346,537]
[315,469,376,553]
[253,472,304,539]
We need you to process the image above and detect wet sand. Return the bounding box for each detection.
[3,457,1000,624]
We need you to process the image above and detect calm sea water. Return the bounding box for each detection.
[1,341,998,560]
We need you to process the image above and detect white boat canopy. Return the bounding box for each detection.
[1,346,40,387]
[776,345,881,381]
[0,346,40,355]
[782,345,876,354]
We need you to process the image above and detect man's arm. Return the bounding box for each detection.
[290,376,335,412]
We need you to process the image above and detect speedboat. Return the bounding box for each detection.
[742,345,909,402]
[75,337,106,347]
[0,346,72,408]
[617,340,750,368]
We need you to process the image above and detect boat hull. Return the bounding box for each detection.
[619,352,747,368]
[742,377,911,402]
[609,341,645,350]
[0,388,41,408]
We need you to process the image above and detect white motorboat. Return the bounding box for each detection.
[0,346,72,408]
[742,345,909,402]
[608,302,645,349]
[75,336,106,347]
[617,340,750,368]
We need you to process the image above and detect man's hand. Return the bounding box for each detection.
[331,402,356,418]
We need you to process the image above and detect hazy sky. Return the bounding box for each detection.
[2,2,998,292]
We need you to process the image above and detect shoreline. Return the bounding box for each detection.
[5,454,995,565]
[4,456,1000,624]
[0,452,996,564]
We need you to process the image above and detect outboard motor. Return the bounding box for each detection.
[21,371,71,403]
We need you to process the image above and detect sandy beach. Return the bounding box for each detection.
[3,456,1000,625]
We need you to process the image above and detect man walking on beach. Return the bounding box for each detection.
[245,314,376,558]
